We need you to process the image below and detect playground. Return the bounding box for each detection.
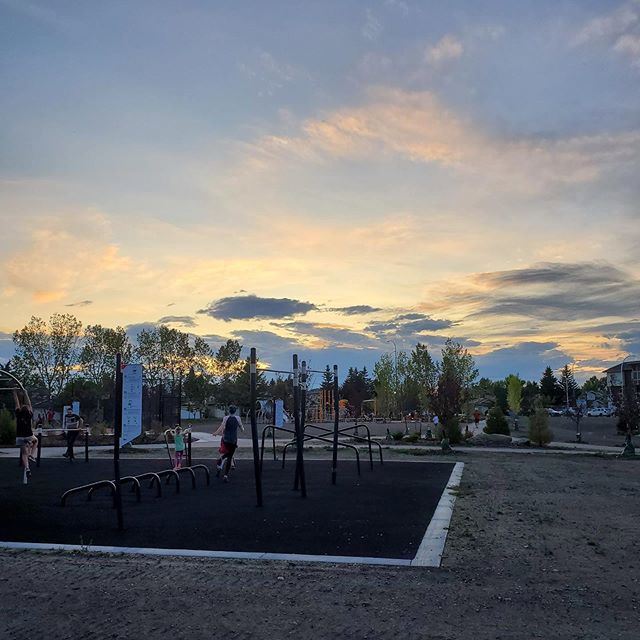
[0,457,456,562]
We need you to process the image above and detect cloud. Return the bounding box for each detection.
[278,321,380,349]
[573,2,640,67]
[0,211,133,304]
[240,88,640,193]
[65,300,93,308]
[475,341,570,381]
[157,315,197,328]
[198,295,317,321]
[365,313,454,338]
[362,9,383,40]
[238,49,308,97]
[330,305,382,315]
[124,322,158,342]
[461,262,640,322]
[425,35,464,65]
[384,0,409,16]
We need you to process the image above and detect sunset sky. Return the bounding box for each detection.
[1,1,639,381]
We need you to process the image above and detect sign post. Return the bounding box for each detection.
[120,364,143,448]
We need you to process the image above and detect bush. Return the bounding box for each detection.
[391,430,405,441]
[0,408,16,445]
[437,417,463,445]
[529,403,553,446]
[403,432,420,443]
[484,407,510,435]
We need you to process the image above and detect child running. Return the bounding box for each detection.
[214,405,244,482]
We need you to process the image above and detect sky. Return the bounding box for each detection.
[1,0,639,382]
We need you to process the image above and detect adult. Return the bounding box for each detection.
[63,407,83,460]
[213,405,244,482]
[13,391,36,483]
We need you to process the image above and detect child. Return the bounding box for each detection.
[171,425,189,470]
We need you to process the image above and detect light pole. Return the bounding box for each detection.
[386,339,398,420]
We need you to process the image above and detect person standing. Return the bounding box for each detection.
[13,391,36,483]
[213,405,244,482]
[62,407,82,460]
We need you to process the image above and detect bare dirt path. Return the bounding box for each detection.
[1,453,639,639]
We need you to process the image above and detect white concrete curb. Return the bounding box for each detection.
[0,541,412,567]
[411,461,464,567]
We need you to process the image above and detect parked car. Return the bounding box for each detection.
[546,408,563,416]
[586,407,611,417]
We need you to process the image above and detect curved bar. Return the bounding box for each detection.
[62,480,116,507]
[189,464,210,486]
[134,472,162,497]
[120,476,142,503]
[176,466,196,489]
[282,429,361,475]
[352,423,384,466]
[157,469,180,493]
[304,422,382,470]
[260,424,277,471]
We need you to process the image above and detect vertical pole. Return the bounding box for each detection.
[84,429,89,463]
[177,377,182,428]
[292,354,306,497]
[113,353,124,531]
[250,348,263,507]
[36,431,42,467]
[332,364,339,485]
[272,396,277,461]
[187,431,192,467]
[295,361,308,490]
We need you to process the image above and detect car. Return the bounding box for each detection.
[546,408,563,416]
[586,407,611,417]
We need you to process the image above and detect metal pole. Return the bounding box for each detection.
[187,431,192,467]
[84,429,89,463]
[250,348,263,507]
[113,353,124,531]
[295,361,308,490]
[292,354,306,497]
[36,431,42,467]
[177,377,182,428]
[332,364,339,485]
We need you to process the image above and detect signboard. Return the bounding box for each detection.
[121,364,143,447]
[274,399,284,428]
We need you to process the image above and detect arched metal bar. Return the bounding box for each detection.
[61,480,116,507]
[189,464,210,486]
[134,472,162,497]
[157,469,180,493]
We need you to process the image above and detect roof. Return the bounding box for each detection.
[603,360,640,374]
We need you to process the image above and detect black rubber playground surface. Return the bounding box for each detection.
[0,457,454,559]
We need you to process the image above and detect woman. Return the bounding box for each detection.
[13,390,37,483]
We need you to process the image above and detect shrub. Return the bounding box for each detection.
[391,430,405,441]
[403,432,420,443]
[0,408,16,445]
[438,417,463,445]
[529,402,553,446]
[484,407,510,435]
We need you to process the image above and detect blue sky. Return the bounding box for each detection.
[1,1,639,382]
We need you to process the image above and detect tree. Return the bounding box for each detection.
[406,343,438,413]
[559,364,578,406]
[506,374,523,416]
[582,376,607,395]
[440,338,478,418]
[80,325,132,386]
[183,366,213,413]
[529,398,553,446]
[485,406,510,435]
[373,353,395,419]
[432,367,461,423]
[521,380,540,415]
[13,314,82,402]
[540,366,562,406]
[340,367,374,417]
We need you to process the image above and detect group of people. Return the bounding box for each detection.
[166,405,243,482]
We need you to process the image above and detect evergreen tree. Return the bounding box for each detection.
[540,366,562,406]
[529,398,553,446]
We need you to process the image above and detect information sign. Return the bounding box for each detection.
[121,364,143,447]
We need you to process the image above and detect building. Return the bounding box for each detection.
[604,360,640,404]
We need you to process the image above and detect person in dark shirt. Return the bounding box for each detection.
[213,405,244,482]
[63,407,83,460]
[13,391,36,483]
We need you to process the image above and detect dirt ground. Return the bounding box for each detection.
[1,452,639,639]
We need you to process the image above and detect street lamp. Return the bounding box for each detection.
[386,339,398,421]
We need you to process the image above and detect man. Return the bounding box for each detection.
[63,407,83,460]
[13,391,36,483]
